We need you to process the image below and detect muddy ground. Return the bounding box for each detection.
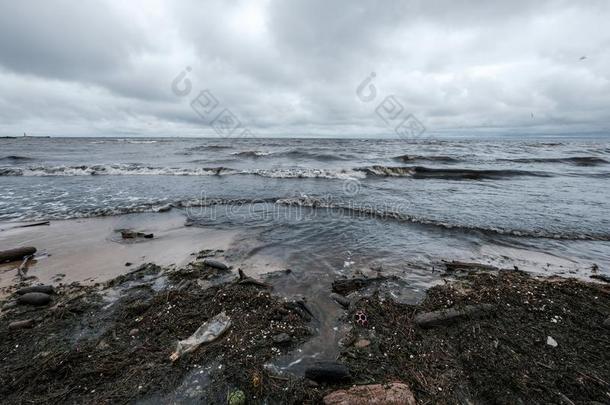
[1,260,609,404]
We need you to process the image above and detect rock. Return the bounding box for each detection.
[272,332,291,344]
[603,316,610,329]
[323,382,416,405]
[17,292,52,306]
[354,339,371,348]
[156,203,172,213]
[546,336,558,347]
[0,246,37,263]
[137,232,154,239]
[125,262,133,267]
[305,361,351,383]
[330,293,351,308]
[414,304,494,328]
[121,230,136,239]
[9,319,35,330]
[16,285,55,295]
[202,259,229,271]
[332,278,371,295]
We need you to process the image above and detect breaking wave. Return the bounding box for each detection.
[359,165,550,180]
[393,154,460,163]
[0,164,231,177]
[499,156,609,166]
[0,155,34,163]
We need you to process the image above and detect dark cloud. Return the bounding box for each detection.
[0,0,608,137]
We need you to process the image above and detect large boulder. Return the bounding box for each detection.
[323,382,416,405]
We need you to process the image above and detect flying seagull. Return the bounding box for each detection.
[579,56,587,61]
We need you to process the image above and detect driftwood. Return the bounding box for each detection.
[13,221,50,229]
[414,304,495,328]
[9,319,35,330]
[0,247,36,263]
[443,261,499,272]
[237,269,272,289]
[590,274,610,283]
[16,255,34,280]
[330,292,351,308]
[331,276,388,296]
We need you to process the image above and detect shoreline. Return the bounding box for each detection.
[0,212,609,403]
[1,234,609,403]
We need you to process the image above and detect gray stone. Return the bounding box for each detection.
[17,292,52,306]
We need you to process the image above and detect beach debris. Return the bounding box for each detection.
[227,389,246,405]
[285,298,314,321]
[15,254,35,280]
[323,382,416,405]
[414,304,494,328]
[236,269,272,289]
[203,258,229,271]
[120,230,154,240]
[354,310,368,327]
[0,246,36,263]
[120,230,136,239]
[9,221,50,229]
[8,319,35,330]
[304,361,351,383]
[16,285,55,295]
[443,260,499,273]
[330,293,351,308]
[17,292,52,306]
[546,336,558,347]
[272,332,291,344]
[332,277,387,296]
[590,274,610,283]
[169,311,231,361]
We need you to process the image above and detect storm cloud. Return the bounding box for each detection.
[0,0,609,137]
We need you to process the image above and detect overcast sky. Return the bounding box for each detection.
[0,0,609,137]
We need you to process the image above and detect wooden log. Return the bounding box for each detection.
[443,261,499,272]
[0,247,36,263]
[414,304,495,328]
[9,319,35,330]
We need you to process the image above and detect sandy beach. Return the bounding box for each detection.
[0,212,238,291]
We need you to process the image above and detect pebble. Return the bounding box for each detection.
[354,338,371,348]
[202,259,229,271]
[271,333,291,344]
[546,336,558,347]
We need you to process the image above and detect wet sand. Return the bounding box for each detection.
[0,212,238,289]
